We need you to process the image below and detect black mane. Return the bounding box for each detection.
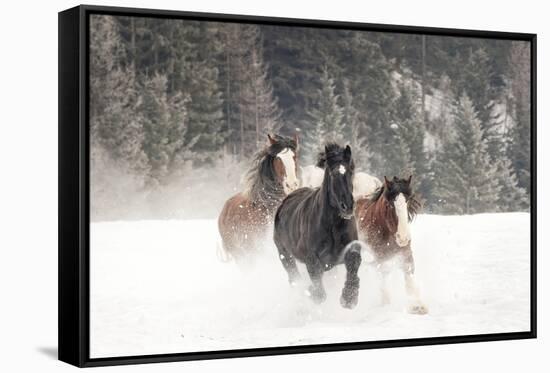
[316,142,353,169]
[369,184,421,222]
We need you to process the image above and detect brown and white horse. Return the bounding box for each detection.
[218,134,299,264]
[355,175,428,314]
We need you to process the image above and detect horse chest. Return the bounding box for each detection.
[313,221,355,265]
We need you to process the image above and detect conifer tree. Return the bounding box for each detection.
[342,79,369,168]
[454,48,502,160]
[344,33,396,175]
[495,157,528,211]
[89,15,149,177]
[391,81,431,196]
[140,74,190,183]
[240,41,282,150]
[307,67,345,159]
[432,93,500,214]
[507,41,531,194]
[177,23,225,165]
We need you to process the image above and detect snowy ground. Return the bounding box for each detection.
[90,213,531,358]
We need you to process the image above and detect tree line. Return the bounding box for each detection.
[90,15,531,218]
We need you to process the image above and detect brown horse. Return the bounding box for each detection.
[355,175,428,314]
[218,134,299,264]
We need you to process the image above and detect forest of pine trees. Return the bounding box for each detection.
[90,15,531,220]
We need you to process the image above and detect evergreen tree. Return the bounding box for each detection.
[177,23,225,165]
[307,66,345,159]
[507,41,531,194]
[454,48,502,160]
[495,157,528,211]
[140,73,190,183]
[384,121,412,178]
[391,81,431,197]
[432,93,500,214]
[219,24,274,158]
[342,78,369,168]
[89,15,149,177]
[240,40,282,150]
[344,33,396,175]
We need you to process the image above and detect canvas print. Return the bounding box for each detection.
[89,14,532,358]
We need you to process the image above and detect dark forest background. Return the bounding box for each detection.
[90,15,531,220]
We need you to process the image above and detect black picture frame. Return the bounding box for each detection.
[58,4,537,368]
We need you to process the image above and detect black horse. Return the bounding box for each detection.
[273,143,362,309]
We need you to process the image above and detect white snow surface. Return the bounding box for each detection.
[90,213,530,358]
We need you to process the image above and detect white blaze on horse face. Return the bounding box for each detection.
[277,148,298,194]
[394,193,411,247]
[338,164,346,175]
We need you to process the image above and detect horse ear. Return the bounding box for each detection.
[267,134,276,145]
[293,132,299,149]
[384,176,390,188]
[407,175,412,185]
[344,145,352,161]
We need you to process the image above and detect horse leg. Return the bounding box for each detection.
[305,255,326,304]
[277,246,301,286]
[402,251,428,315]
[379,266,391,306]
[340,242,362,309]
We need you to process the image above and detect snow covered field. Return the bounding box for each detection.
[90,213,530,358]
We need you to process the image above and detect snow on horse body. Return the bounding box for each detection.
[353,172,382,200]
[300,165,325,188]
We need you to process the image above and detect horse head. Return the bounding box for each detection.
[318,143,355,219]
[381,175,415,247]
[268,133,299,195]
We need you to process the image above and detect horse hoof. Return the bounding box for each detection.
[306,286,326,304]
[340,293,358,309]
[341,278,360,309]
[407,303,428,315]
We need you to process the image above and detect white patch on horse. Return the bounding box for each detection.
[353,172,382,200]
[277,148,299,194]
[394,193,411,247]
[300,165,324,188]
[338,164,346,175]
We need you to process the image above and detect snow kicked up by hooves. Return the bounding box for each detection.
[90,212,530,358]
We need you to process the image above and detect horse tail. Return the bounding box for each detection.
[216,238,232,263]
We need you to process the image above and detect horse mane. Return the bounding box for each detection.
[406,195,421,221]
[369,186,384,202]
[316,142,353,169]
[369,185,421,222]
[243,135,297,206]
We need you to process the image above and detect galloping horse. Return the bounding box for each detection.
[274,143,362,309]
[218,134,299,264]
[355,176,428,314]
